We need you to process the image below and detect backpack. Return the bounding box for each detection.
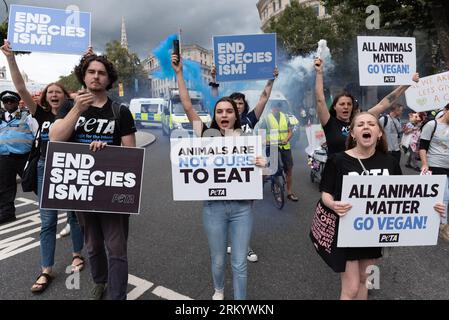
[111,101,124,135]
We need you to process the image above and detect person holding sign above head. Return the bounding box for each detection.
[1,40,85,294]
[171,53,266,300]
[314,58,419,156]
[50,51,137,300]
[211,64,279,263]
[319,111,446,300]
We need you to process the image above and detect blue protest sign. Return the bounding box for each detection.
[8,4,91,55]
[213,34,276,82]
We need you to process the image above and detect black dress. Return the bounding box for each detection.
[319,151,402,265]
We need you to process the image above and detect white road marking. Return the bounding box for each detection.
[127,274,154,300]
[152,286,193,300]
[1,198,195,300]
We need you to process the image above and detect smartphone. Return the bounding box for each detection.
[173,40,180,65]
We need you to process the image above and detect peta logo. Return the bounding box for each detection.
[384,76,396,83]
[112,194,135,204]
[379,233,399,243]
[209,188,227,197]
[75,117,115,134]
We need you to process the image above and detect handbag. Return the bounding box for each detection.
[309,199,347,272]
[21,134,41,195]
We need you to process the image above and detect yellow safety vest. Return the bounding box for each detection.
[267,112,290,150]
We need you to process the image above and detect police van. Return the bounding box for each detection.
[161,89,211,136]
[129,98,166,128]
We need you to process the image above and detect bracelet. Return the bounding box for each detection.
[209,82,219,88]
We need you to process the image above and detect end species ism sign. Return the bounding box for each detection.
[213,33,276,82]
[170,136,263,201]
[8,4,91,54]
[357,36,416,86]
[41,142,145,215]
[338,175,446,247]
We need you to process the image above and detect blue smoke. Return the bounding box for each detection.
[152,35,218,114]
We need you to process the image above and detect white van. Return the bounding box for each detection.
[129,98,166,128]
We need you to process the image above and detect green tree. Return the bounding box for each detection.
[105,40,148,101]
[323,0,449,71]
[58,72,81,93]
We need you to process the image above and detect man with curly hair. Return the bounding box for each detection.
[50,50,136,300]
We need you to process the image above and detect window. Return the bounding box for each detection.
[278,0,282,10]
[273,1,276,12]
[311,4,320,16]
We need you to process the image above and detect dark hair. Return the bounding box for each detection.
[229,92,249,115]
[210,97,242,131]
[346,112,388,153]
[329,91,357,121]
[444,103,449,111]
[74,54,118,91]
[39,83,70,112]
[390,103,403,112]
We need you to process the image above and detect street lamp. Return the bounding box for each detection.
[2,0,8,23]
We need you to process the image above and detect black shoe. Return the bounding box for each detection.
[90,283,106,300]
[0,216,16,225]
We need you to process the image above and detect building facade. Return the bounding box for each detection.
[257,0,326,31]
[143,44,213,98]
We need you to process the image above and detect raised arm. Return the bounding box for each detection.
[1,40,37,114]
[210,64,219,97]
[253,67,279,120]
[314,58,331,126]
[171,54,202,136]
[368,73,419,117]
[49,90,94,142]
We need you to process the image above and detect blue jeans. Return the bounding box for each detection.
[37,159,84,268]
[202,200,253,300]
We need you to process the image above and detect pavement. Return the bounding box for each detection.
[135,130,156,148]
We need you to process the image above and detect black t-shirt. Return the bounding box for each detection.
[323,116,350,155]
[56,98,136,146]
[33,106,56,158]
[240,110,258,133]
[320,151,402,201]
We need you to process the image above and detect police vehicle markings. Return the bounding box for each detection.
[0,197,193,300]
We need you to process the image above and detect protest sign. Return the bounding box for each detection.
[41,142,145,214]
[338,175,446,247]
[170,135,263,200]
[213,33,276,82]
[357,36,416,86]
[305,124,326,156]
[405,71,449,112]
[8,4,91,54]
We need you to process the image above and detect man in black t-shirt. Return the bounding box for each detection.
[50,53,136,300]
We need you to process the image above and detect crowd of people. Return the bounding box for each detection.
[1,39,448,301]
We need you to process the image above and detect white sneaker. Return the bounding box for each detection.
[59,224,71,237]
[212,290,224,300]
[226,246,231,254]
[247,249,258,262]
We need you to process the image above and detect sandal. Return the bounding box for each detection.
[287,194,299,202]
[31,272,53,294]
[71,255,85,273]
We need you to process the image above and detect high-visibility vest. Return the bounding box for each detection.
[0,112,33,155]
[266,112,290,150]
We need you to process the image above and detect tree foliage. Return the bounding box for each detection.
[58,72,80,93]
[105,40,148,100]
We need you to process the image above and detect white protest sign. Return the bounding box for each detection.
[405,71,449,112]
[170,136,263,201]
[338,175,446,247]
[305,124,326,156]
[357,36,416,86]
